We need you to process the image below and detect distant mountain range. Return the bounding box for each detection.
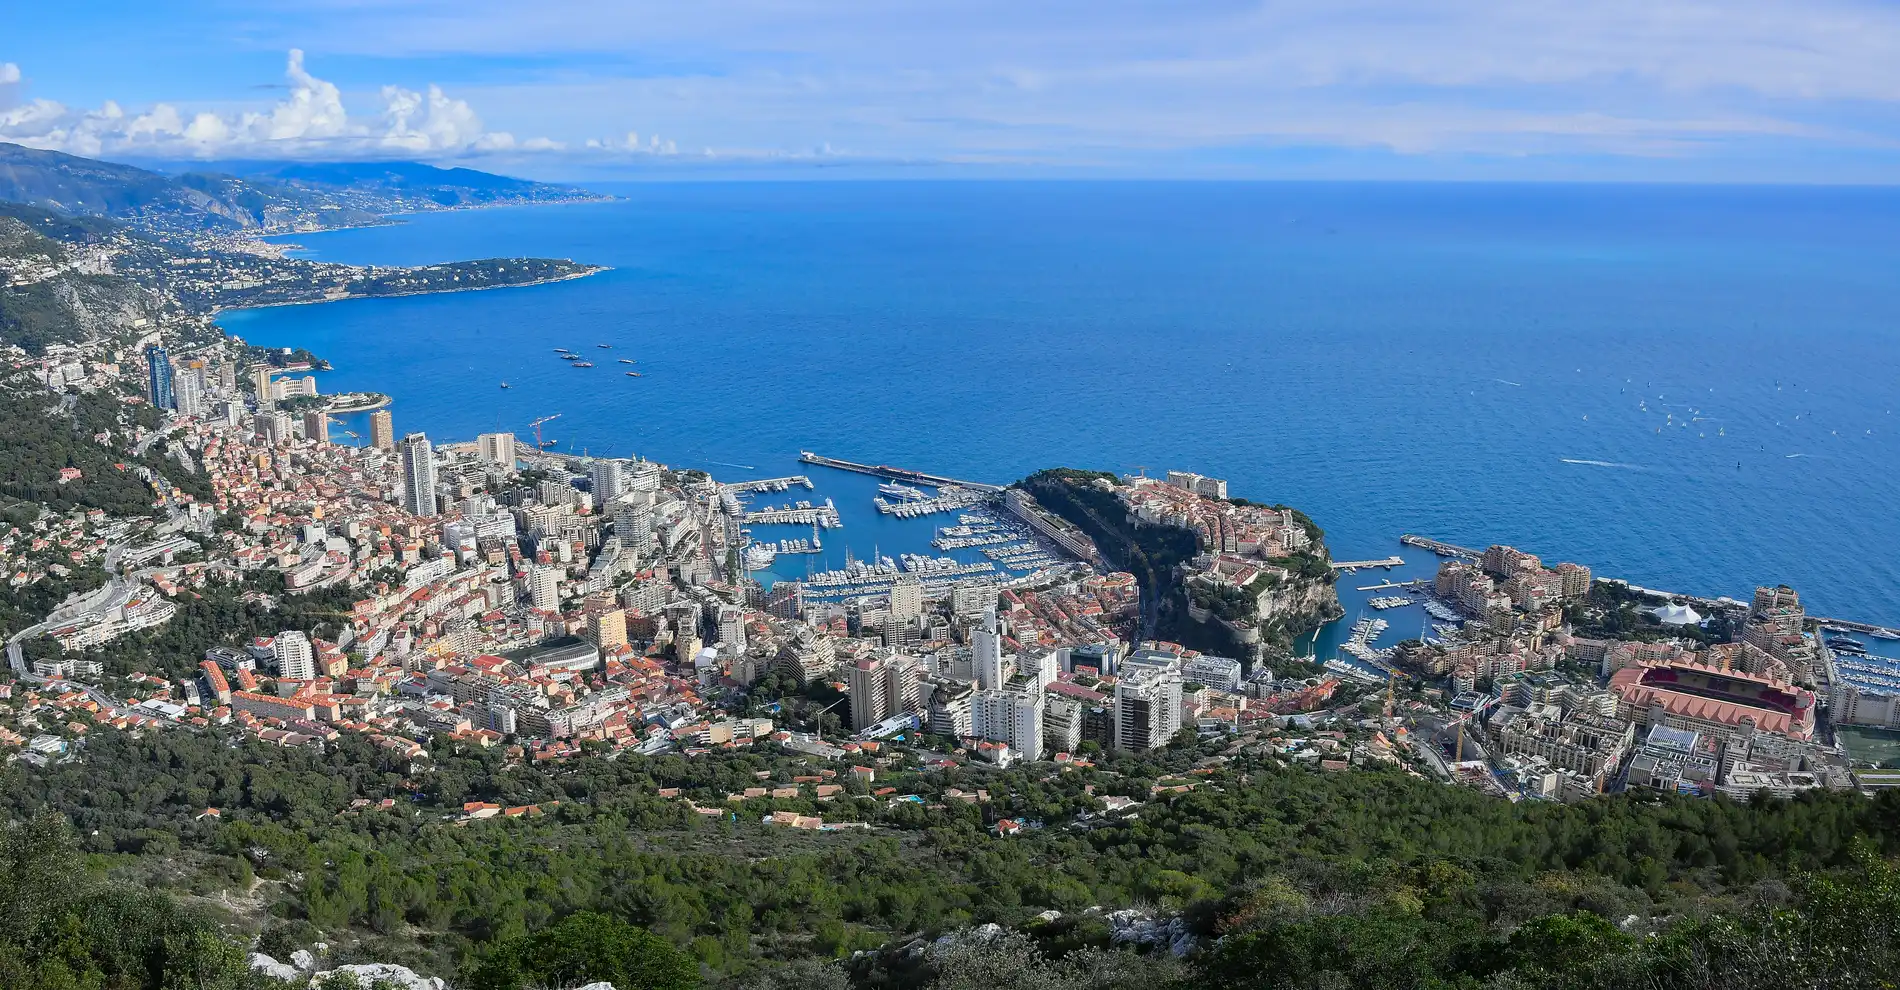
[0,142,607,236]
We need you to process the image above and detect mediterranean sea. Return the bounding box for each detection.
[218,181,1900,646]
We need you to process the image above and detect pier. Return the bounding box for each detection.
[800,450,1004,493]
[740,498,843,529]
[1331,556,1405,572]
[876,486,988,518]
[1808,616,1900,640]
[1400,535,1482,560]
[729,475,814,493]
[1357,578,1428,592]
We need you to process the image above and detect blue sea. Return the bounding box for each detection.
[219,182,1900,647]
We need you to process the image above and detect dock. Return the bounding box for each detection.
[1400,535,1482,560]
[729,475,814,493]
[800,450,1004,493]
[876,486,989,518]
[740,498,843,529]
[1331,556,1404,573]
[1358,578,1428,592]
[1808,616,1900,640]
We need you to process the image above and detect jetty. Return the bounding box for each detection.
[1400,535,1482,560]
[1358,578,1429,592]
[800,450,1003,493]
[740,498,843,529]
[729,475,814,493]
[1331,556,1405,573]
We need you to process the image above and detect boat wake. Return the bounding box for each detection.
[1560,458,1642,470]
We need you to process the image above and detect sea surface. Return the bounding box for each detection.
[219,181,1900,650]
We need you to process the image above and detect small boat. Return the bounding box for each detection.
[552,348,569,353]
[499,382,511,389]
[625,372,640,378]
[539,439,558,448]
[597,343,612,348]
[573,361,594,368]
[1872,629,1900,641]
[618,358,635,364]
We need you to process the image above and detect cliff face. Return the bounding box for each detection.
[1017,469,1341,666]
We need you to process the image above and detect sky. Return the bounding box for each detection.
[6,0,1900,181]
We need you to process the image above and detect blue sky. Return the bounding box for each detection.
[6,0,1900,181]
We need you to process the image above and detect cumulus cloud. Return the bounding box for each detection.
[582,130,678,155]
[0,49,564,160]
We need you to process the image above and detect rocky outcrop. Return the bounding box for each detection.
[246,951,445,990]
[1019,469,1339,665]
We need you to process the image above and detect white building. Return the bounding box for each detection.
[973,682,1045,761]
[274,630,315,682]
[1184,654,1244,693]
[888,575,923,622]
[399,432,439,517]
[528,566,562,611]
[717,604,747,652]
[477,432,517,471]
[589,460,626,508]
[973,605,1009,691]
[1115,655,1183,751]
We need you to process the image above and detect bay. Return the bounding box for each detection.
[219,181,1900,631]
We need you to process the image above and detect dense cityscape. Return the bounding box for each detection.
[3,144,1900,989]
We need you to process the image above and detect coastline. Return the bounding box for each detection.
[199,186,1900,628]
[323,394,393,414]
[209,265,611,317]
[258,194,619,250]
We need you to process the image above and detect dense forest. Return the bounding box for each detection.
[5,724,1899,988]
[0,387,214,517]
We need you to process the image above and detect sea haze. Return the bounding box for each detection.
[219,181,1900,624]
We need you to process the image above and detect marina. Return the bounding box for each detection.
[874,485,989,518]
[739,498,844,529]
[1367,596,1412,610]
[1339,615,1399,671]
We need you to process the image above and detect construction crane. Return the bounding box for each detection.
[528,413,562,448]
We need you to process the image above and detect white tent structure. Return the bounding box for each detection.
[1651,602,1704,626]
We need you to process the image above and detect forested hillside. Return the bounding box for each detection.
[5,728,1898,988]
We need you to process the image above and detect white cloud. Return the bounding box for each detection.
[223,0,1900,173]
[0,49,570,160]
